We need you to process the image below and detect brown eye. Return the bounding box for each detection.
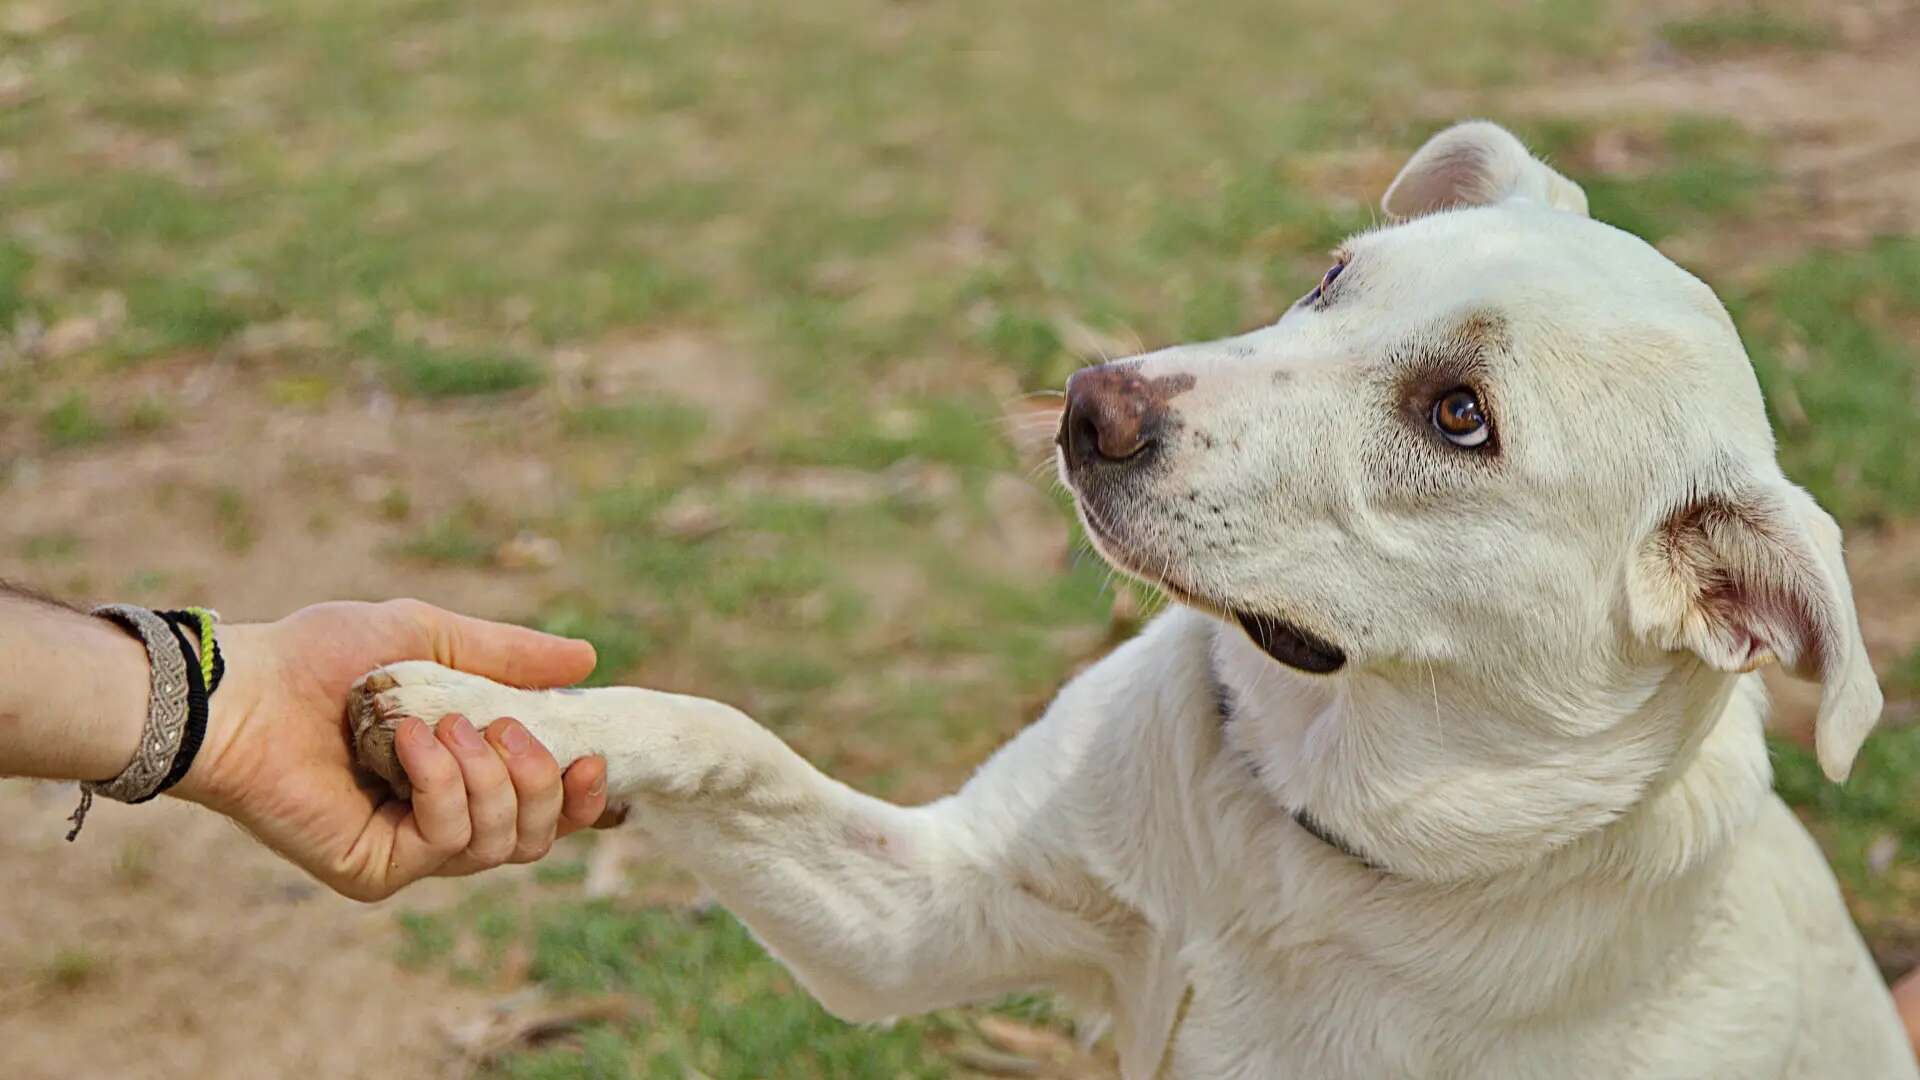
[1431,387,1491,448]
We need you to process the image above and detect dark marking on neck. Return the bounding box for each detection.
[1207,631,1385,873]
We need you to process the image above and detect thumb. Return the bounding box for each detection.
[395,601,597,688]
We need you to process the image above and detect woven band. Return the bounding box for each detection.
[84,603,193,804]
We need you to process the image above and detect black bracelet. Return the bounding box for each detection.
[157,608,224,694]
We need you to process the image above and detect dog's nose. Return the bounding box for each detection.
[1060,363,1166,467]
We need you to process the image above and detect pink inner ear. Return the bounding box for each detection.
[1393,146,1491,215]
[1713,572,1830,677]
[1668,497,1830,679]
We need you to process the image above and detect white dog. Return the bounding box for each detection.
[351,122,1918,1079]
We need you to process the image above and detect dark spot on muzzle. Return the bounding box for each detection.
[1235,611,1347,674]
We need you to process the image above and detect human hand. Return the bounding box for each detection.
[175,599,608,901]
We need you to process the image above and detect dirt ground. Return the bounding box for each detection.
[0,339,755,1077]
[6,13,1920,1079]
[1519,6,1920,260]
[0,782,521,1080]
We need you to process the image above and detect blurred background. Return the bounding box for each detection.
[2,0,1918,1076]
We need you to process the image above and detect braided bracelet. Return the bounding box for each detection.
[66,604,224,840]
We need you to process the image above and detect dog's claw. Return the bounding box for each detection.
[350,668,413,800]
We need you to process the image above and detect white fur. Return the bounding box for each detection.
[360,122,1915,1078]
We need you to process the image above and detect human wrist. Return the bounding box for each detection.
[65,612,156,782]
[171,621,271,812]
[0,597,153,783]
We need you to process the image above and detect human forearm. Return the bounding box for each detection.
[0,586,610,899]
[0,584,151,783]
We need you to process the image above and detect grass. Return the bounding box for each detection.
[19,532,84,562]
[0,239,30,327]
[40,392,111,449]
[397,509,499,567]
[38,949,103,993]
[405,897,956,1079]
[1660,10,1834,55]
[1517,115,1773,243]
[397,910,458,971]
[534,859,589,887]
[34,389,177,451]
[561,401,708,453]
[533,604,655,687]
[1735,237,1920,523]
[5,0,1919,1073]
[211,486,257,554]
[1893,645,1920,699]
[1774,727,1920,956]
[359,327,546,398]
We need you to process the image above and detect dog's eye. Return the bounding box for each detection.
[1306,259,1346,304]
[1431,388,1491,448]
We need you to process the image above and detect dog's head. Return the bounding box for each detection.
[1059,121,1881,815]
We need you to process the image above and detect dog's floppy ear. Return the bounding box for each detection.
[1383,121,1589,219]
[1629,477,1881,781]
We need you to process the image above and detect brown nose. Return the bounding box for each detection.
[1059,363,1178,467]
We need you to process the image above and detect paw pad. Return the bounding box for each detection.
[349,668,414,799]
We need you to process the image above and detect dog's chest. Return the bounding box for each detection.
[1147,923,1493,1080]
[1149,926,1778,1080]
[1124,840,1824,1080]
[1104,803,1787,1079]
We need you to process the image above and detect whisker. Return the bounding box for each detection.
[1426,660,1442,735]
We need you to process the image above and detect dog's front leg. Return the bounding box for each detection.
[350,661,1113,1021]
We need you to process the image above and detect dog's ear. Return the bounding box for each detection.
[1629,478,1881,781]
[1383,121,1589,220]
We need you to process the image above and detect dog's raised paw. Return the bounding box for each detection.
[349,661,528,800]
[349,667,414,799]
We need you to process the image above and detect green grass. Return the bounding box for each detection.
[19,532,84,562]
[486,901,952,1080]
[405,884,1110,1078]
[0,240,30,327]
[561,401,708,453]
[38,949,103,992]
[396,505,499,566]
[533,604,655,686]
[122,276,255,357]
[1776,728,1920,854]
[34,389,177,451]
[1891,645,1920,699]
[210,485,257,554]
[1660,10,1833,55]
[396,910,458,971]
[1735,237,1920,523]
[360,328,546,398]
[1517,115,1773,244]
[40,392,112,449]
[1774,726,1920,939]
[770,398,1015,471]
[534,859,589,887]
[0,0,1631,399]
[980,309,1071,389]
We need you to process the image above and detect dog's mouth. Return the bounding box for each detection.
[1074,494,1349,675]
[1232,610,1347,674]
